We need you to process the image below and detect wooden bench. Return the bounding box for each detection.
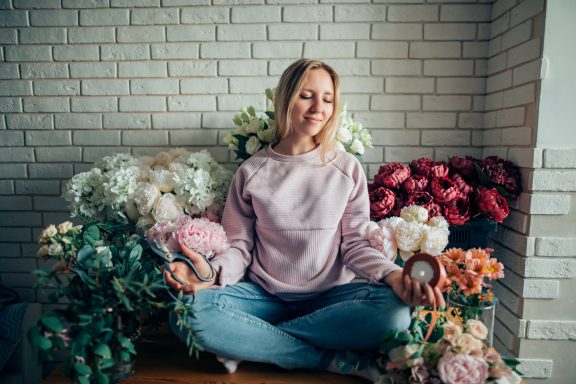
[43,327,365,383]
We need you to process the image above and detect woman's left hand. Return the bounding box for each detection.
[384,270,446,308]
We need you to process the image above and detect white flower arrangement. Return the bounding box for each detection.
[65,149,233,231]
[223,88,373,162]
[364,205,450,262]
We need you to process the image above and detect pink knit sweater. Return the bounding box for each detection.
[211,145,400,299]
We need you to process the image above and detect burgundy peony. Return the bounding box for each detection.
[477,187,510,223]
[403,174,429,195]
[481,156,521,196]
[430,177,459,203]
[449,156,476,179]
[375,163,411,189]
[443,198,472,225]
[410,157,435,178]
[407,191,443,218]
[430,161,449,178]
[451,173,473,199]
[369,186,396,220]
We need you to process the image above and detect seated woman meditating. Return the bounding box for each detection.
[165,58,445,383]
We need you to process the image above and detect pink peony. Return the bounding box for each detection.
[430,161,449,178]
[374,162,411,189]
[437,351,489,384]
[146,215,192,252]
[175,217,229,258]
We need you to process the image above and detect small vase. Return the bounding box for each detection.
[447,297,496,346]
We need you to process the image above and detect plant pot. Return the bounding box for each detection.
[446,297,496,346]
[106,359,136,383]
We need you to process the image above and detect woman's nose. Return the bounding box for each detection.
[310,97,323,112]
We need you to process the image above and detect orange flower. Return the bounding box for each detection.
[465,256,490,276]
[467,248,490,263]
[454,270,483,296]
[479,290,494,303]
[486,258,504,280]
[442,247,466,266]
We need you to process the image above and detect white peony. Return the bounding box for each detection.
[152,193,184,223]
[400,205,429,223]
[420,226,449,255]
[395,220,424,254]
[428,215,449,229]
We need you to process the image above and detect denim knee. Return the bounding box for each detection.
[367,285,412,331]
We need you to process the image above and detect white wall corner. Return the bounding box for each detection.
[535,237,576,257]
[517,358,554,378]
[526,320,576,340]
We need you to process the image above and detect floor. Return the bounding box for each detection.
[43,327,366,384]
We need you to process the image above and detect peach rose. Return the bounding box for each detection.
[466,319,488,340]
[456,333,484,354]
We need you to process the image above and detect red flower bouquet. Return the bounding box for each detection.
[368,156,521,225]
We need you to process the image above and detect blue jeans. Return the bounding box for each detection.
[170,282,411,371]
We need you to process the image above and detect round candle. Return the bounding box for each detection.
[403,252,447,289]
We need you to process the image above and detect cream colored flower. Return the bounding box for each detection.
[245,119,262,134]
[336,127,353,143]
[395,220,424,253]
[133,182,161,215]
[400,205,428,223]
[42,225,58,239]
[48,243,64,257]
[57,221,74,234]
[420,226,449,256]
[152,193,184,223]
[428,215,449,229]
[443,321,463,345]
[456,333,484,354]
[37,245,49,258]
[245,136,262,155]
[149,169,175,193]
[466,319,489,340]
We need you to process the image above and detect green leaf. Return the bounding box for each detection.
[93,371,110,384]
[74,363,93,376]
[475,163,489,185]
[83,224,101,245]
[94,343,112,358]
[247,106,256,117]
[31,329,53,351]
[40,315,63,333]
[100,358,116,370]
[129,244,142,260]
[77,375,90,384]
[265,111,275,120]
[120,351,132,362]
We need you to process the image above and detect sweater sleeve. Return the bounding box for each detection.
[210,167,255,287]
[340,160,401,284]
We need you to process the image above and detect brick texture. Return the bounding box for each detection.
[0,2,573,382]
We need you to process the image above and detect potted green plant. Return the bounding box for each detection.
[30,220,170,383]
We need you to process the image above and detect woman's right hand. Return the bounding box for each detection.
[164,243,216,294]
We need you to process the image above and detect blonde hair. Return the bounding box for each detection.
[273,59,340,163]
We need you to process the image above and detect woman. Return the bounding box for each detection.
[166,59,445,382]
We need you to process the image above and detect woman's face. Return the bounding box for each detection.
[288,68,335,143]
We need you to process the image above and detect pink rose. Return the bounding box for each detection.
[477,187,509,223]
[369,186,396,220]
[437,351,489,384]
[430,177,459,203]
[374,162,411,189]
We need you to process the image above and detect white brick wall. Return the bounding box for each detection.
[2,1,574,381]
